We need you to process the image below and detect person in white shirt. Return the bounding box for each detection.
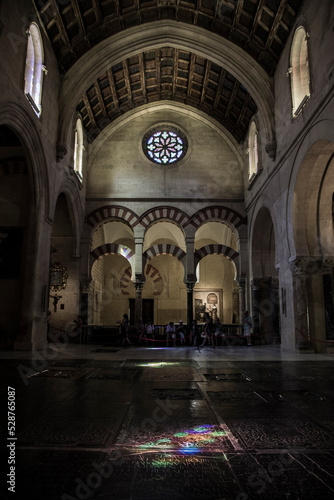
[166,321,176,347]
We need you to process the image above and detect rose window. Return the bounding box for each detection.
[143,127,188,165]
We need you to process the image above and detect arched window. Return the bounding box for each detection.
[24,23,45,117]
[73,118,84,178]
[248,121,258,180]
[289,26,311,117]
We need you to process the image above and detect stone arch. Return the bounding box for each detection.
[58,21,275,153]
[293,141,334,258]
[86,205,140,231]
[0,102,48,214]
[90,243,135,276]
[189,206,246,232]
[143,244,186,266]
[250,205,280,345]
[251,207,277,279]
[194,245,239,268]
[139,206,190,231]
[145,263,164,297]
[287,120,334,259]
[56,180,84,258]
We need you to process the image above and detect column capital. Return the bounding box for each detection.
[134,281,145,291]
[289,256,320,276]
[185,282,196,292]
[322,258,334,274]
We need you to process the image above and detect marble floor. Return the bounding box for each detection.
[1,344,334,500]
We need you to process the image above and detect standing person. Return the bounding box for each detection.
[200,312,215,348]
[192,319,201,350]
[145,320,155,346]
[243,311,252,346]
[121,313,131,348]
[177,320,185,346]
[137,320,146,345]
[166,321,176,347]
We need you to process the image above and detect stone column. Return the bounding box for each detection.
[134,282,144,326]
[270,277,281,345]
[289,258,313,351]
[185,236,195,281]
[237,274,246,323]
[185,282,196,328]
[251,277,261,338]
[134,227,145,282]
[80,278,93,325]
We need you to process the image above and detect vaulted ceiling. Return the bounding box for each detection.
[36,0,304,143]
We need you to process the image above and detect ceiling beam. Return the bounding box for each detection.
[107,68,120,111]
[122,59,133,107]
[94,81,107,118]
[213,68,227,109]
[187,53,196,99]
[71,0,86,37]
[224,79,239,118]
[200,60,211,106]
[83,92,97,129]
[138,53,147,101]
[49,0,71,47]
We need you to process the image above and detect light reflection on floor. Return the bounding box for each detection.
[136,424,228,456]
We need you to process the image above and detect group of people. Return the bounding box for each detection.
[118,310,253,348]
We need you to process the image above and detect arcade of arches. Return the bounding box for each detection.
[0,0,334,354]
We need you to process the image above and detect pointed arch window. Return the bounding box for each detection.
[248,121,258,180]
[73,118,84,179]
[289,26,311,117]
[24,23,45,117]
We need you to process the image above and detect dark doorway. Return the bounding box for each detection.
[143,299,154,325]
[129,298,154,325]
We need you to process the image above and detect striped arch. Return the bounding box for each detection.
[145,263,164,296]
[194,244,239,267]
[86,205,139,229]
[143,244,186,264]
[139,206,190,230]
[188,206,247,230]
[119,263,164,297]
[90,243,135,270]
[120,266,132,296]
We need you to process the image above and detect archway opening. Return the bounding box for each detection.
[0,126,29,346]
[251,207,280,345]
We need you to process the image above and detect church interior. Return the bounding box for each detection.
[1,0,334,498]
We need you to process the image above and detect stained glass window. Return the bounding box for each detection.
[143,126,188,165]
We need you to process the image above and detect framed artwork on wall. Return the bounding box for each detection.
[194,289,223,322]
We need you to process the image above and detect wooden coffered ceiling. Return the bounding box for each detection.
[37,0,304,75]
[35,1,304,143]
[77,47,257,143]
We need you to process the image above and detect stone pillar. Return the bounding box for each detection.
[322,259,334,344]
[237,274,246,323]
[251,277,261,338]
[271,277,281,345]
[80,278,93,325]
[232,287,239,324]
[134,227,145,282]
[185,282,195,328]
[134,282,144,326]
[185,236,195,281]
[289,258,313,351]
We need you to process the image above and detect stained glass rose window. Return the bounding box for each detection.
[143,126,188,165]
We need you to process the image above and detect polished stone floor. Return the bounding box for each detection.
[1,344,334,500]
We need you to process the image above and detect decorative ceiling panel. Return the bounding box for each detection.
[77,47,257,143]
[37,0,304,76]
